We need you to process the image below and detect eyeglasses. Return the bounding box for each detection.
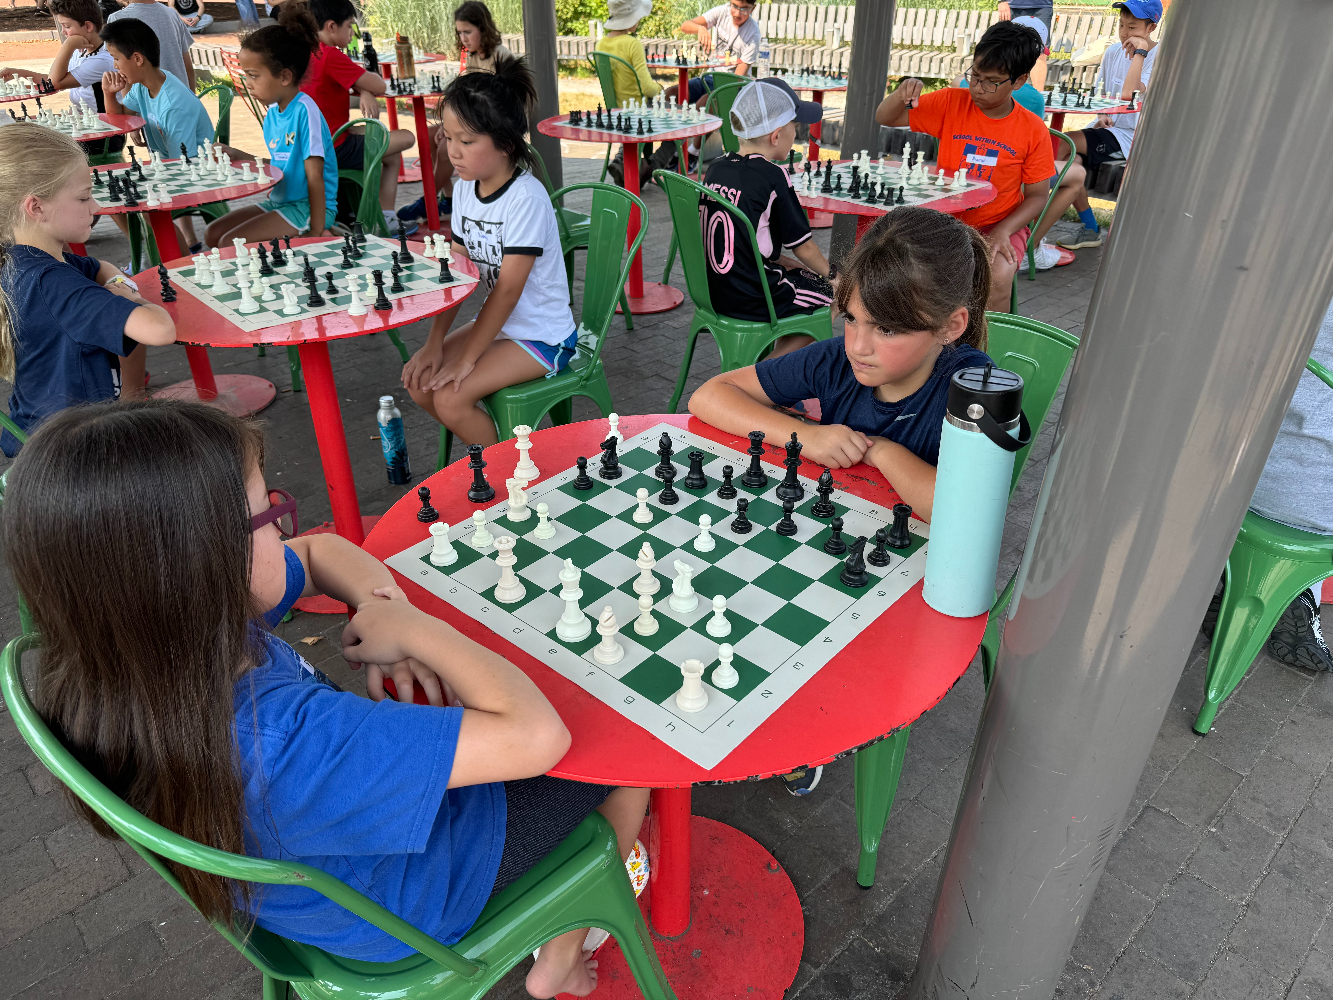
[251,488,299,538]
[729,3,754,14]
[963,66,1013,93]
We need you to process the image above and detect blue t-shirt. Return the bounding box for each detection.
[119,73,214,160]
[756,337,992,466]
[236,546,507,961]
[262,92,338,222]
[1,245,137,456]
[1013,82,1047,120]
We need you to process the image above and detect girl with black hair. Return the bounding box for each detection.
[401,55,579,450]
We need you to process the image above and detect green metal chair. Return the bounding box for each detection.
[0,632,677,1000]
[434,183,646,470]
[655,169,833,414]
[333,117,393,238]
[1009,129,1077,315]
[853,313,1079,889]
[0,415,34,637]
[1192,356,1333,735]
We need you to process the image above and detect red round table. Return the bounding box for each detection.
[380,66,447,236]
[363,414,987,998]
[537,113,720,315]
[787,78,848,228]
[132,237,479,548]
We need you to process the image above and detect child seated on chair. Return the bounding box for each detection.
[876,19,1055,312]
[4,398,651,1000]
[595,0,659,190]
[401,55,578,449]
[701,78,832,358]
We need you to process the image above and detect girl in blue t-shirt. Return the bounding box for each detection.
[689,207,994,523]
[5,399,650,999]
[204,6,339,245]
[0,122,176,455]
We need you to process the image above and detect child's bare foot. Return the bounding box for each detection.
[526,949,598,998]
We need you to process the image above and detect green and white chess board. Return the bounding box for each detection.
[566,106,721,136]
[385,422,929,769]
[92,160,279,204]
[1045,92,1129,114]
[38,110,120,138]
[775,72,847,90]
[166,235,478,333]
[798,159,984,210]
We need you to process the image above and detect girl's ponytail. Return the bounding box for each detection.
[243,3,320,81]
[0,245,15,383]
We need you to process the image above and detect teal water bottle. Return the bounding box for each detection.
[377,394,411,485]
[923,365,1031,618]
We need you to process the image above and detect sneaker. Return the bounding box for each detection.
[1057,226,1104,250]
[396,196,449,224]
[1033,239,1062,270]
[780,765,822,796]
[188,242,203,254]
[1266,590,1333,671]
[383,210,418,236]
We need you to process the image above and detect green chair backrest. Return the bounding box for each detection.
[197,80,234,146]
[704,81,746,154]
[0,409,27,446]
[331,118,392,235]
[526,140,556,196]
[707,69,750,91]
[1028,128,1076,254]
[589,50,645,108]
[1307,356,1333,389]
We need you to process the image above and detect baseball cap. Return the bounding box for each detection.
[1111,0,1162,22]
[730,78,823,139]
[1010,14,1048,46]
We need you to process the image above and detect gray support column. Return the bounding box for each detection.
[523,0,563,189]
[830,0,895,265]
[909,0,1333,996]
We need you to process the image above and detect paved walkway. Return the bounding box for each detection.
[1,156,1330,1000]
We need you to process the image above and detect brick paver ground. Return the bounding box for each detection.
[1,155,1330,1000]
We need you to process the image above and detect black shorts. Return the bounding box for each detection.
[1078,127,1124,170]
[334,132,365,170]
[488,775,613,898]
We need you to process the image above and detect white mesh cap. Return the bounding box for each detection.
[730,81,797,139]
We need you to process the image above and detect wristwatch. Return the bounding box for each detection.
[1133,47,1149,57]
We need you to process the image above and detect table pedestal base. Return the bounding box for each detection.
[616,282,685,315]
[570,817,803,1000]
[154,373,276,417]
[292,517,384,614]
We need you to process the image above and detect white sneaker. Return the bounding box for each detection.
[1033,239,1062,271]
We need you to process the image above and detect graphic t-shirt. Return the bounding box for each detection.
[118,72,214,159]
[1097,44,1156,155]
[700,152,815,323]
[262,92,339,222]
[909,87,1055,230]
[301,42,366,147]
[702,4,761,66]
[756,337,993,466]
[450,169,574,346]
[107,2,195,87]
[66,44,114,110]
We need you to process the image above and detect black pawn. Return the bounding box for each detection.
[896,186,906,205]
[657,466,679,505]
[92,167,103,187]
[683,450,707,490]
[775,499,798,536]
[599,436,621,479]
[887,503,913,549]
[572,456,595,490]
[371,270,392,311]
[438,255,454,283]
[396,220,413,264]
[416,486,439,523]
[282,235,292,252]
[340,243,354,269]
[811,469,836,518]
[466,444,495,502]
[269,237,286,267]
[823,516,847,555]
[742,430,768,488]
[775,432,804,502]
[157,264,176,303]
[305,275,325,307]
[654,431,675,480]
[834,172,842,193]
[868,527,891,567]
[716,465,737,499]
[839,536,870,588]
[324,271,338,294]
[730,497,753,534]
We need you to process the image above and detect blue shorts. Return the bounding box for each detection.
[686,74,715,104]
[256,197,337,234]
[510,329,578,376]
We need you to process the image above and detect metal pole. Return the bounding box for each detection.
[523,0,563,189]
[830,0,895,265]
[910,1,1333,996]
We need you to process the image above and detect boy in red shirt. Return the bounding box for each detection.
[301,0,417,234]
[876,20,1054,311]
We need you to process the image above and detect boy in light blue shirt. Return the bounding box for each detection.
[100,18,213,160]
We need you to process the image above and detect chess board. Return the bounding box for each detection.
[775,72,847,90]
[166,235,479,333]
[37,113,120,138]
[562,107,721,138]
[384,422,929,769]
[387,74,452,96]
[93,159,278,204]
[795,160,985,211]
[1045,92,1129,114]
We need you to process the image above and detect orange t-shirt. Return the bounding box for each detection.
[909,88,1055,230]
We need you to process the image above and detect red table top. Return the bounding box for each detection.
[538,113,721,146]
[362,414,987,787]
[130,237,480,348]
[796,160,997,218]
[93,160,281,216]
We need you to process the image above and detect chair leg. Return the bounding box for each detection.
[257,346,266,358]
[436,426,454,472]
[666,327,704,414]
[261,975,291,1000]
[598,144,612,183]
[853,726,911,888]
[1009,274,1019,315]
[386,329,410,364]
[600,879,678,1000]
[286,346,303,393]
[1027,243,1038,281]
[564,249,576,303]
[620,290,634,331]
[548,397,574,426]
[662,231,678,286]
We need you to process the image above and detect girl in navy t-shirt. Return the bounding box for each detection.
[689,206,994,522]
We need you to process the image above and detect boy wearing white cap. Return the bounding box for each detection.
[596,0,659,187]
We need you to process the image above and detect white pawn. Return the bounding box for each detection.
[492,535,526,604]
[469,510,494,548]
[694,514,715,552]
[705,594,731,637]
[935,167,948,188]
[236,278,260,314]
[422,236,435,259]
[669,560,698,613]
[505,478,530,522]
[210,260,230,295]
[633,542,660,596]
[711,642,739,689]
[513,424,538,481]
[531,501,556,539]
[633,593,658,636]
[593,607,624,665]
[606,412,620,444]
[676,659,708,712]
[632,487,653,524]
[429,521,458,567]
[556,559,592,642]
[260,276,277,302]
[280,284,301,315]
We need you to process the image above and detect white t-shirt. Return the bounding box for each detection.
[107,2,194,88]
[703,4,761,67]
[67,44,114,109]
[450,169,574,346]
[1096,43,1156,155]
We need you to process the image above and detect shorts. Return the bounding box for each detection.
[686,74,715,103]
[977,223,1031,262]
[334,132,365,171]
[510,328,579,375]
[772,264,834,319]
[1008,6,1052,53]
[256,197,337,233]
[1077,127,1124,170]
[489,774,613,897]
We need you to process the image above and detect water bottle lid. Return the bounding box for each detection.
[379,395,395,408]
[947,365,1024,424]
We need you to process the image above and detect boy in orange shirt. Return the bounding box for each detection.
[875,20,1054,310]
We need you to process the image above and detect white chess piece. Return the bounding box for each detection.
[512,425,538,480]
[469,510,494,548]
[935,167,948,188]
[421,236,435,259]
[711,642,739,689]
[232,237,248,262]
[241,162,254,183]
[210,261,230,295]
[531,501,556,539]
[675,659,708,712]
[346,275,367,316]
[280,284,301,315]
[429,521,458,566]
[633,594,658,636]
[632,488,653,524]
[955,168,966,187]
[705,594,731,637]
[606,412,620,444]
[236,278,261,314]
[669,560,698,613]
[694,514,715,553]
[260,276,277,301]
[505,478,530,522]
[145,185,160,208]
[556,559,592,642]
[492,535,526,603]
[593,607,624,665]
[188,162,200,182]
[250,273,265,299]
[633,543,660,596]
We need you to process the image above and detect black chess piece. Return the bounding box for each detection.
[305,275,325,307]
[716,465,737,499]
[741,430,768,488]
[811,469,836,518]
[683,450,707,490]
[896,186,906,205]
[868,527,891,567]
[106,173,122,202]
[389,252,405,293]
[657,466,679,504]
[1045,87,1053,106]
[466,444,495,502]
[839,536,870,588]
[18,103,26,120]
[324,271,338,294]
[775,432,804,502]
[849,172,860,198]
[180,142,190,165]
[636,116,645,136]
[866,181,878,205]
[823,516,847,555]
[371,270,392,311]
[644,118,653,134]
[91,167,102,187]
[775,499,798,536]
[438,255,454,283]
[1061,88,1069,107]
[257,243,274,277]
[730,497,753,534]
[416,486,439,523]
[157,264,176,303]
[282,235,293,252]
[887,502,913,549]
[654,431,675,480]
[787,150,795,174]
[821,164,834,194]
[122,182,138,208]
[599,436,622,479]
[572,456,595,490]
[268,237,286,267]
[834,173,842,193]
[1129,90,1138,111]
[396,220,413,264]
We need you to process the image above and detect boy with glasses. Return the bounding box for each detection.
[875,20,1055,311]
